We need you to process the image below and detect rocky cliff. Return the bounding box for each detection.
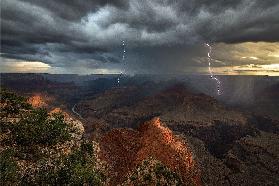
[98,118,200,185]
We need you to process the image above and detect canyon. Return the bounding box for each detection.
[1,73,279,185]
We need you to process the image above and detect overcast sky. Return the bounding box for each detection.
[1,0,279,75]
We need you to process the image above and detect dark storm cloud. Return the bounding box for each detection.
[1,0,279,73]
[22,0,128,21]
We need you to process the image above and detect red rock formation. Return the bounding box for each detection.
[98,117,201,185]
[27,93,57,109]
[137,118,201,185]
[49,107,69,118]
[27,94,47,108]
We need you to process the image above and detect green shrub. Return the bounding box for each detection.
[35,141,105,185]
[0,149,19,185]
[143,173,152,182]
[154,162,183,185]
[0,88,32,116]
[12,108,71,146]
[1,89,71,147]
[130,173,137,181]
[128,160,183,186]
[1,90,105,185]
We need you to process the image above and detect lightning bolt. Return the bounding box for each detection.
[205,43,221,95]
[122,40,126,61]
[117,40,126,86]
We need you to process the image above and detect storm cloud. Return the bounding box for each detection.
[1,0,279,74]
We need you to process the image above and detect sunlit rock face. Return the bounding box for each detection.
[27,93,57,109]
[27,94,47,108]
[98,117,201,185]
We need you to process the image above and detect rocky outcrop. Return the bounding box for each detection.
[27,94,50,108]
[98,117,200,185]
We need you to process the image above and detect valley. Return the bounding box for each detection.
[1,73,279,185]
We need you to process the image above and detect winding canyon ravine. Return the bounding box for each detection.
[71,104,83,119]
